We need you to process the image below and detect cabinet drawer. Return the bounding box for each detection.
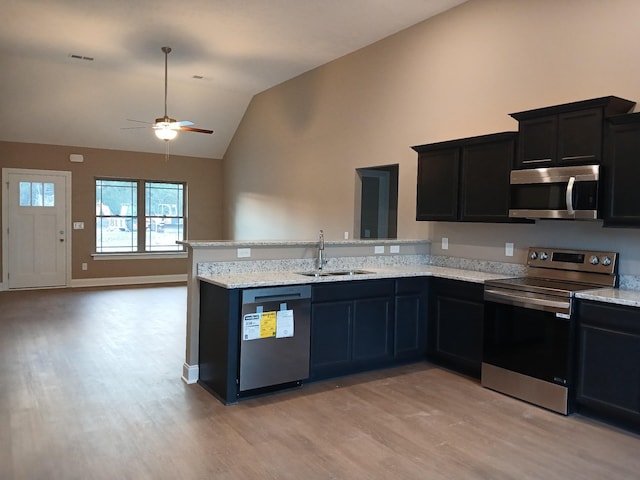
[312,279,393,303]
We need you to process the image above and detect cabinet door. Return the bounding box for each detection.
[460,138,515,222]
[310,301,352,377]
[395,278,429,360]
[577,301,640,427]
[416,148,459,221]
[557,108,603,165]
[428,279,484,377]
[352,297,393,362]
[603,117,640,226]
[516,116,557,168]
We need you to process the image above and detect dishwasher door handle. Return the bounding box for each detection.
[253,293,303,303]
[242,285,312,304]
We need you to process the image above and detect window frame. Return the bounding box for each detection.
[95,177,187,255]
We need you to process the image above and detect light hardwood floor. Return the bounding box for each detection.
[1,285,639,479]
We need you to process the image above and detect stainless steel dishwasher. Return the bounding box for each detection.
[239,285,311,392]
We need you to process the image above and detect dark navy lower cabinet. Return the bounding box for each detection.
[310,279,394,379]
[577,300,640,431]
[394,277,429,361]
[428,278,484,378]
[310,278,429,380]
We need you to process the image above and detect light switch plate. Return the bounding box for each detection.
[442,237,449,250]
[390,245,400,254]
[73,222,84,230]
[374,245,385,254]
[237,248,251,258]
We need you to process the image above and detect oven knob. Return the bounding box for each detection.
[602,256,612,266]
[590,255,599,265]
[530,251,538,260]
[539,252,548,261]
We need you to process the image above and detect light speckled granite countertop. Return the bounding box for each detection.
[199,264,640,308]
[199,265,516,289]
[576,288,640,308]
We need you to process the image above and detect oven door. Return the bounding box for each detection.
[483,300,573,386]
[482,289,576,414]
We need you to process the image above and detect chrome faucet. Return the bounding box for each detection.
[317,229,326,270]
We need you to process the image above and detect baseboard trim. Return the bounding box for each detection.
[182,363,199,384]
[70,274,187,289]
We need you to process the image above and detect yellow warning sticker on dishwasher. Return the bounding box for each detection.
[259,311,277,338]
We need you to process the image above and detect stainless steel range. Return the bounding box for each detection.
[482,247,618,414]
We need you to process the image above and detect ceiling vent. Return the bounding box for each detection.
[69,54,94,61]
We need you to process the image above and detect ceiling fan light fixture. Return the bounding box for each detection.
[154,126,178,141]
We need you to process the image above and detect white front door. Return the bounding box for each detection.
[3,169,71,289]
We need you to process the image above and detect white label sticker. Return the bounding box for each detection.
[276,310,294,338]
[242,313,261,340]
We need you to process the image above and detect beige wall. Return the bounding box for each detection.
[223,0,640,275]
[0,141,224,282]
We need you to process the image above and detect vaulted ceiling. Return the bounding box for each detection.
[0,0,467,158]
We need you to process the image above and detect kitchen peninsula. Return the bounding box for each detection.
[179,238,522,383]
[181,238,640,430]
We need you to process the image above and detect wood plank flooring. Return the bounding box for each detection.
[1,285,639,479]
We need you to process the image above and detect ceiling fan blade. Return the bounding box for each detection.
[121,126,149,130]
[126,118,153,124]
[180,126,214,134]
[173,120,194,127]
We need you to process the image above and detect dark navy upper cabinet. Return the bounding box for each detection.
[603,112,640,226]
[510,96,635,169]
[413,132,519,223]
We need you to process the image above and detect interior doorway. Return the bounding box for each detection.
[356,165,398,239]
[2,168,71,289]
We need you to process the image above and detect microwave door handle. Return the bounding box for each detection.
[566,176,576,216]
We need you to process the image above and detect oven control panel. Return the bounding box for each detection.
[527,247,618,275]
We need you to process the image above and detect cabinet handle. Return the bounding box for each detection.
[566,176,576,216]
[522,158,552,164]
[561,154,596,161]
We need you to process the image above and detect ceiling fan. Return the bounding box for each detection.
[126,46,214,141]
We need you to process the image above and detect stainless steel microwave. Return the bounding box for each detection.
[509,165,600,220]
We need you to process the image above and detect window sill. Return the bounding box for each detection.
[92,252,188,260]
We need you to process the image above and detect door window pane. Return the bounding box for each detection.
[43,183,55,207]
[19,182,31,206]
[31,182,43,206]
[18,182,55,207]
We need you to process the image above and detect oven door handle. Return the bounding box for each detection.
[484,288,571,315]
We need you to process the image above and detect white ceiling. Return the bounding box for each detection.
[0,0,467,159]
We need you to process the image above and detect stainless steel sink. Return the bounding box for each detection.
[297,269,374,277]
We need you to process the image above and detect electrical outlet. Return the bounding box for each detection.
[374,245,385,254]
[237,248,251,258]
[442,237,449,250]
[505,242,514,257]
[81,263,88,271]
[344,231,349,240]
[390,245,400,254]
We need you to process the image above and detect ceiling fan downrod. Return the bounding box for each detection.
[155,46,177,140]
[161,46,171,122]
